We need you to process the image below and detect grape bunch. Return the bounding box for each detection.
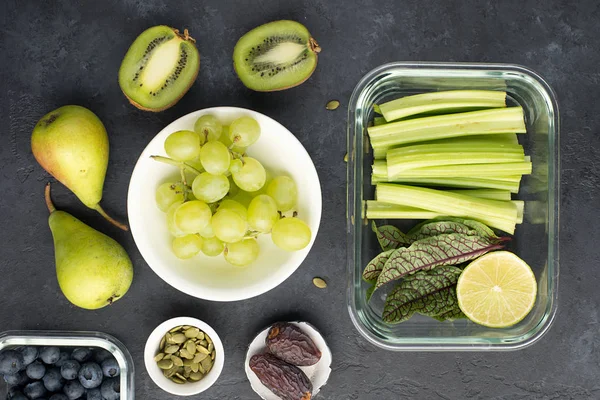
[153,114,312,267]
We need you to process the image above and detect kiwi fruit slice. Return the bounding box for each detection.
[119,25,200,111]
[233,20,321,91]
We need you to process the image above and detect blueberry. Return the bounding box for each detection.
[4,370,27,385]
[26,361,46,380]
[100,358,119,378]
[85,388,101,400]
[39,347,60,365]
[49,395,68,400]
[54,352,70,368]
[92,349,112,364]
[43,368,65,392]
[70,349,91,363]
[100,378,120,400]
[23,381,47,399]
[20,347,39,367]
[77,363,102,389]
[0,350,25,375]
[59,360,80,381]
[8,391,28,400]
[62,380,85,400]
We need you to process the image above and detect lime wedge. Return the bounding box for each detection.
[456,251,537,328]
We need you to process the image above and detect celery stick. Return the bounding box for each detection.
[513,200,525,224]
[373,176,521,192]
[389,161,532,179]
[447,189,512,201]
[387,143,524,157]
[376,183,518,233]
[373,116,387,126]
[366,201,441,219]
[387,152,526,176]
[379,90,506,122]
[372,160,387,176]
[368,107,526,151]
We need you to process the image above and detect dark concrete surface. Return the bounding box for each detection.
[0,0,598,399]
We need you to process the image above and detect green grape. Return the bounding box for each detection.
[201,236,224,256]
[172,234,203,259]
[266,176,298,212]
[229,116,261,147]
[200,141,231,175]
[193,114,223,144]
[173,200,212,234]
[218,199,248,221]
[253,168,272,196]
[198,220,215,238]
[230,189,254,207]
[224,238,259,267]
[166,201,186,237]
[228,176,240,197]
[271,217,312,251]
[155,182,185,212]
[247,194,279,233]
[164,130,202,161]
[192,172,229,203]
[229,158,243,174]
[232,157,266,192]
[220,125,247,154]
[211,209,247,243]
[186,156,205,173]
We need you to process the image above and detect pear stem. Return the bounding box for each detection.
[45,183,56,213]
[95,205,129,231]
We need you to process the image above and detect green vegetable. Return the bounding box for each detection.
[387,161,532,179]
[376,183,518,233]
[363,249,394,283]
[382,266,464,323]
[446,189,512,201]
[377,90,506,122]
[368,107,527,153]
[367,202,441,220]
[371,176,522,193]
[371,221,409,251]
[375,232,504,289]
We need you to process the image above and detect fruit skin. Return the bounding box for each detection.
[40,347,60,364]
[101,358,119,378]
[23,381,47,399]
[233,20,321,92]
[71,348,92,363]
[63,380,85,399]
[249,353,312,400]
[20,347,39,366]
[119,26,200,112]
[78,362,103,389]
[26,361,46,380]
[60,360,80,380]
[100,377,120,400]
[43,367,65,392]
[0,350,24,374]
[45,184,134,310]
[31,105,127,231]
[266,322,322,366]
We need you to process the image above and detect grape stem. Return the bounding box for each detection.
[151,155,202,175]
[228,147,245,162]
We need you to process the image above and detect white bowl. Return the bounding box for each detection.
[128,107,322,301]
[144,317,224,396]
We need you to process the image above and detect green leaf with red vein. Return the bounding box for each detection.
[363,249,394,283]
[371,222,410,251]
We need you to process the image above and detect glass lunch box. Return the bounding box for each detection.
[0,330,135,398]
[346,62,560,351]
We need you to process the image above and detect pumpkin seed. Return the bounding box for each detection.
[159,336,166,350]
[197,346,210,355]
[193,353,207,363]
[171,356,183,367]
[171,333,186,344]
[171,377,186,384]
[207,342,213,353]
[211,350,215,360]
[175,373,186,381]
[179,349,193,359]
[166,333,175,344]
[197,331,205,340]
[157,359,173,370]
[190,371,203,381]
[163,354,171,360]
[182,358,193,367]
[344,153,348,163]
[165,345,180,354]
[197,363,205,374]
[169,325,183,333]
[313,277,327,288]
[205,335,212,345]
[191,363,199,373]
[154,353,165,362]
[182,325,192,330]
[185,341,196,355]
[326,100,340,110]
[185,328,200,338]
[201,357,212,370]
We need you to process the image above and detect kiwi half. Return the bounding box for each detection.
[119,25,200,111]
[233,20,321,91]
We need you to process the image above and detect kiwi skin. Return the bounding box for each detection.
[233,20,321,92]
[119,26,200,112]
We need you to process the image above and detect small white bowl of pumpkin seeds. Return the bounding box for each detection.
[144,316,224,396]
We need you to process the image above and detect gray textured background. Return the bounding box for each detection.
[0,1,598,399]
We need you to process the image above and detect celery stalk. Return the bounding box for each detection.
[376,183,518,233]
[368,107,526,152]
[513,200,525,224]
[366,201,441,219]
[378,90,507,122]
[373,116,387,126]
[447,189,512,201]
[388,161,532,179]
[387,143,524,157]
[387,151,526,176]
[371,176,521,192]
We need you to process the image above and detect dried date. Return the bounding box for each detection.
[266,322,322,366]
[250,353,312,400]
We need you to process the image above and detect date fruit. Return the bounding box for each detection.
[266,322,321,366]
[250,353,312,400]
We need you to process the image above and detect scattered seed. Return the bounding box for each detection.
[326,100,340,110]
[344,153,348,162]
[313,277,327,288]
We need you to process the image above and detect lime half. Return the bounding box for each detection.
[457,251,537,328]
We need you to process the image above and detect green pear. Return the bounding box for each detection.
[45,183,133,310]
[32,105,127,230]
